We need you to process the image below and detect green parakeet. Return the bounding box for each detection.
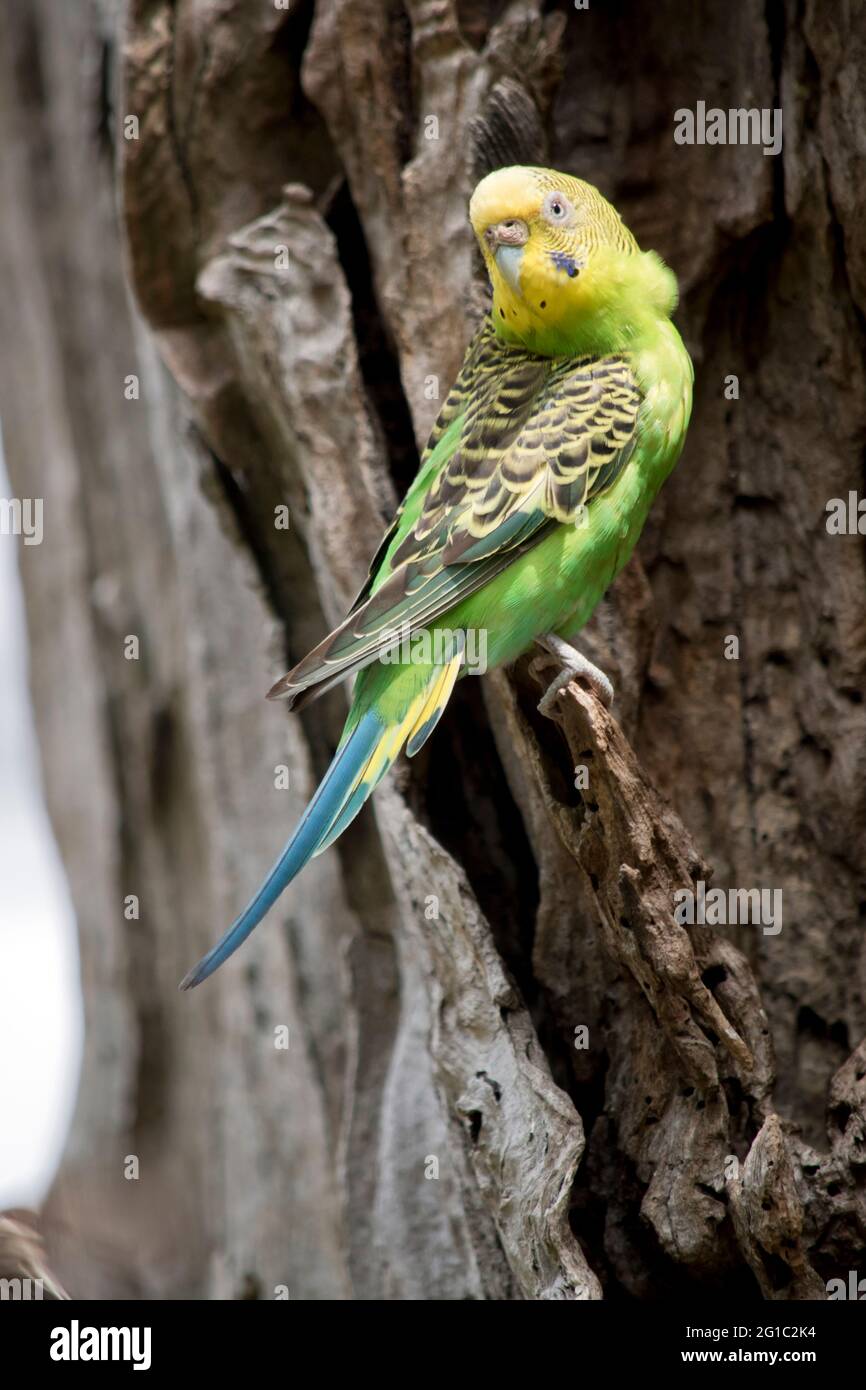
[181,165,693,990]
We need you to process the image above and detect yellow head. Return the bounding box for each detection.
[469,165,676,356]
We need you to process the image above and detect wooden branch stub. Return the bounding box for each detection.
[530,654,754,1087]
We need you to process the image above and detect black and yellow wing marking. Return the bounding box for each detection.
[345,322,518,615]
[272,323,641,708]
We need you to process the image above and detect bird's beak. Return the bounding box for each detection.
[483,220,528,294]
[483,219,529,250]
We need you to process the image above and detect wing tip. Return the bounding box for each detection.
[266,675,292,701]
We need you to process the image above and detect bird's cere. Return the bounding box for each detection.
[483,219,529,248]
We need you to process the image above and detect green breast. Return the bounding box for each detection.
[437,317,693,666]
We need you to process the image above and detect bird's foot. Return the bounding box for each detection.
[536,633,614,714]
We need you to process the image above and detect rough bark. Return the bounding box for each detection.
[0,0,864,1299]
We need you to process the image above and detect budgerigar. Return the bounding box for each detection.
[181,165,693,990]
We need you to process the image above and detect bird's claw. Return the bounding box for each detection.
[536,633,614,713]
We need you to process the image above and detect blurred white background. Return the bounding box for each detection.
[0,435,81,1209]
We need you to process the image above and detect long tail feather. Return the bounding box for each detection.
[180,647,463,990]
[180,708,383,990]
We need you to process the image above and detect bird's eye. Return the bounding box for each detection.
[542,191,575,225]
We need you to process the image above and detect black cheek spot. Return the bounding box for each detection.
[539,300,546,309]
[499,308,505,319]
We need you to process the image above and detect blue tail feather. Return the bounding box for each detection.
[179,710,381,990]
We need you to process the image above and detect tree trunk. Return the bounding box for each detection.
[1,0,864,1300]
